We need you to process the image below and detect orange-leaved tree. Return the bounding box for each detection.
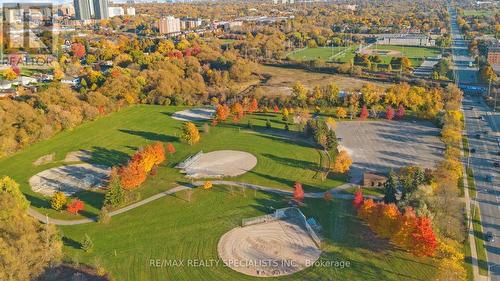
[66,199,84,215]
[293,182,304,202]
[119,153,147,190]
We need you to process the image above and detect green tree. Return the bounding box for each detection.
[104,169,125,208]
[81,234,94,252]
[383,171,398,204]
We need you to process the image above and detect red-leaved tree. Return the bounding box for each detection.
[410,217,437,256]
[293,182,304,202]
[66,199,84,215]
[71,42,86,59]
[396,104,405,119]
[353,190,364,209]
[360,105,369,120]
[273,105,280,113]
[386,106,395,120]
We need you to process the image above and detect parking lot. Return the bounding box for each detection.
[336,120,445,183]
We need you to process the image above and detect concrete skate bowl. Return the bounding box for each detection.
[217,218,321,277]
[29,163,110,196]
[176,150,257,179]
[171,108,215,122]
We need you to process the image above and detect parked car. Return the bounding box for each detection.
[485,231,495,242]
[481,116,485,121]
[471,148,476,153]
[475,134,481,139]
[494,162,499,168]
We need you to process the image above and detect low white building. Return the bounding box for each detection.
[376,34,435,47]
[108,7,125,18]
[126,7,135,16]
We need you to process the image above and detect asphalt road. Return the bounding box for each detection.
[451,9,500,280]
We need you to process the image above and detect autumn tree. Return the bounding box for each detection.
[2,67,18,80]
[410,217,437,256]
[231,102,244,122]
[71,42,86,59]
[0,177,62,281]
[353,190,363,209]
[51,191,67,211]
[359,105,369,120]
[386,106,395,120]
[166,142,176,154]
[336,107,347,119]
[248,98,258,113]
[293,182,304,202]
[181,122,201,145]
[332,150,352,174]
[215,104,230,123]
[292,82,308,102]
[119,154,147,190]
[396,104,405,119]
[66,199,84,215]
[203,181,213,189]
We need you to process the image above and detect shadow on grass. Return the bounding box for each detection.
[62,236,82,250]
[90,146,130,167]
[118,129,178,143]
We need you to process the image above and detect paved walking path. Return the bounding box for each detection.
[29,181,374,226]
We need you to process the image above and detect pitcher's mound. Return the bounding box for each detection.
[218,219,321,277]
[30,163,110,196]
[172,108,215,121]
[177,150,257,178]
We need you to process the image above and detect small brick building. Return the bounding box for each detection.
[363,172,388,188]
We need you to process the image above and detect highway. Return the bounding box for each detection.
[451,9,500,280]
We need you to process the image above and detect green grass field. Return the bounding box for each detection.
[472,204,489,276]
[287,46,358,63]
[60,187,438,281]
[463,9,493,17]
[365,45,442,67]
[0,105,345,220]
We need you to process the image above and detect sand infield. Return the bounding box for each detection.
[172,108,215,122]
[218,219,321,277]
[29,163,110,196]
[179,150,257,178]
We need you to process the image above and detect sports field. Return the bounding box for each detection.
[0,105,345,219]
[362,45,442,67]
[287,46,358,63]
[60,188,439,281]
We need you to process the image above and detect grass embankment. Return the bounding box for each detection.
[471,204,489,276]
[0,105,345,220]
[60,187,439,281]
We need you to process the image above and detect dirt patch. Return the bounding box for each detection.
[218,219,321,277]
[360,48,402,57]
[177,150,257,179]
[172,108,215,122]
[33,153,55,166]
[29,163,110,196]
[258,65,391,95]
[64,150,93,163]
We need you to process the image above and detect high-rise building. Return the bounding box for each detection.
[158,16,181,34]
[74,0,108,20]
[93,0,109,19]
[74,0,92,20]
